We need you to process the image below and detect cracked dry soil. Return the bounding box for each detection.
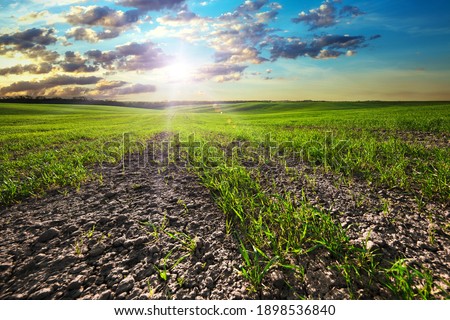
[0,149,248,300]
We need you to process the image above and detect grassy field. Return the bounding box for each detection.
[1,101,449,299]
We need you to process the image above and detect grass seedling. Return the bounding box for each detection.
[177,199,189,214]
[383,259,435,300]
[147,279,156,298]
[239,241,278,291]
[73,237,84,256]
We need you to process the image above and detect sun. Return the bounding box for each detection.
[166,61,194,83]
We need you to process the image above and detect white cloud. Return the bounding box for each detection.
[31,0,88,7]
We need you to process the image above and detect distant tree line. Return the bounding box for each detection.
[0,96,275,110]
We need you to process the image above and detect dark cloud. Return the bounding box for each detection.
[312,34,366,50]
[270,34,367,60]
[238,0,269,13]
[59,51,98,73]
[194,64,248,82]
[26,49,60,63]
[66,6,141,28]
[340,5,365,17]
[0,28,59,62]
[92,81,156,97]
[292,1,337,29]
[114,83,156,95]
[85,41,171,71]
[292,1,365,30]
[66,27,122,43]
[44,86,91,97]
[65,6,144,42]
[0,63,53,76]
[85,49,118,68]
[5,28,58,46]
[116,0,186,12]
[66,27,99,43]
[270,37,308,59]
[370,34,382,40]
[0,75,102,96]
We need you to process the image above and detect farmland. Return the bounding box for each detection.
[0,101,449,299]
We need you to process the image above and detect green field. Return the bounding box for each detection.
[1,101,449,299]
[1,101,448,205]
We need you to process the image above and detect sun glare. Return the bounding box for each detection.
[166,62,194,83]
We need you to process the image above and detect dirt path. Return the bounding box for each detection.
[0,145,247,299]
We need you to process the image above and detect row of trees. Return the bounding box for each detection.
[0,96,271,109]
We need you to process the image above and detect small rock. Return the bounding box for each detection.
[148,244,160,254]
[66,225,78,234]
[123,239,134,248]
[67,276,84,291]
[269,270,285,289]
[204,277,214,289]
[85,221,96,230]
[193,262,204,274]
[105,192,117,199]
[113,236,126,247]
[366,240,377,251]
[98,290,112,300]
[29,287,53,299]
[116,215,128,224]
[37,228,60,243]
[418,241,438,252]
[192,236,203,250]
[116,276,135,295]
[89,243,106,258]
[133,237,147,247]
[0,262,13,272]
[97,217,109,225]
[203,252,214,261]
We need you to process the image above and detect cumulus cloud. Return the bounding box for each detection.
[237,0,269,13]
[85,41,171,71]
[0,75,102,96]
[95,79,128,91]
[92,81,157,97]
[292,0,365,30]
[255,9,279,23]
[0,63,53,76]
[154,1,285,71]
[157,9,209,26]
[59,51,98,73]
[0,73,157,97]
[0,0,377,97]
[0,28,59,62]
[66,27,99,43]
[18,10,50,22]
[116,0,186,12]
[114,83,156,95]
[66,6,141,28]
[155,0,369,84]
[0,28,57,51]
[194,64,248,82]
[270,34,367,60]
[64,6,144,41]
[340,5,365,17]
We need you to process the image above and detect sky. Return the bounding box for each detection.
[0,0,449,101]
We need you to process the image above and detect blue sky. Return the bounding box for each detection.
[0,0,449,101]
